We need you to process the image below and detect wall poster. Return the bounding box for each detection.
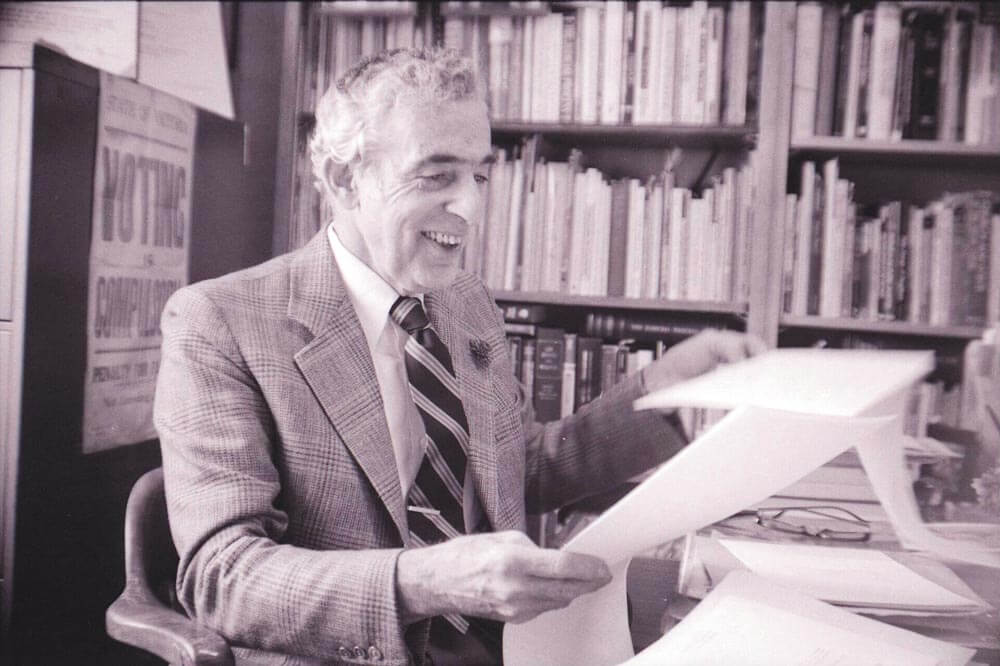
[82,71,196,453]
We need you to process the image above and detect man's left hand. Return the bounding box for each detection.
[641,329,767,393]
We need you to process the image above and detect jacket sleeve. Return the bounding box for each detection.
[478,283,687,515]
[154,287,413,664]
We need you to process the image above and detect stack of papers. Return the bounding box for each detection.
[679,536,992,617]
[624,571,976,666]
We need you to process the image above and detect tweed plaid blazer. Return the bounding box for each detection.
[154,230,685,665]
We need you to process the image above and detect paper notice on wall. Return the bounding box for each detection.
[82,71,195,453]
[138,2,234,119]
[0,2,137,74]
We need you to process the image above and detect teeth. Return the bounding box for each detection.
[423,231,462,247]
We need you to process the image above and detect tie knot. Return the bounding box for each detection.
[389,296,430,334]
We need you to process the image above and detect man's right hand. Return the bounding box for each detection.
[395,530,612,625]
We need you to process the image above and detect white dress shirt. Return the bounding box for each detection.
[327,224,482,531]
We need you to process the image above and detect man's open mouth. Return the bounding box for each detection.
[421,230,463,248]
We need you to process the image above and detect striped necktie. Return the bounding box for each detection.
[390,296,473,633]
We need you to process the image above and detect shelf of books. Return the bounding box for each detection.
[790,137,1000,167]
[494,290,747,316]
[779,0,1000,446]
[492,123,756,150]
[779,315,986,341]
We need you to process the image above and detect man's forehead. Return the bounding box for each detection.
[405,151,496,171]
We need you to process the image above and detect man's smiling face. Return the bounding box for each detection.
[345,95,492,295]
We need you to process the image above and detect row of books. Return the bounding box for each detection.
[781,159,1000,327]
[792,2,1000,144]
[464,138,756,303]
[507,326,657,423]
[447,0,761,126]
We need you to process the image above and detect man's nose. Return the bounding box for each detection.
[444,172,484,225]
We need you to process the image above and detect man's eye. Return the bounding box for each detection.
[419,173,454,188]
[474,174,489,185]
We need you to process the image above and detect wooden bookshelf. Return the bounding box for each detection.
[790,137,1000,167]
[494,290,748,315]
[491,123,757,149]
[779,315,985,340]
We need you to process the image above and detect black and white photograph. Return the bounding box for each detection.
[1,1,999,664]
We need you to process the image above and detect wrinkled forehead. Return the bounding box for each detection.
[379,96,492,173]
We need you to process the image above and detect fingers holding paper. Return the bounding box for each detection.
[642,329,768,393]
[395,530,613,624]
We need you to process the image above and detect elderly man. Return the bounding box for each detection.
[155,47,762,665]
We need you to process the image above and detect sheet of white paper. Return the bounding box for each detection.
[638,348,1000,567]
[855,434,1000,567]
[0,1,137,74]
[503,408,899,666]
[717,539,979,608]
[623,571,974,666]
[634,349,934,417]
[138,2,234,118]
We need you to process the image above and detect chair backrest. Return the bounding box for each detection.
[123,467,180,607]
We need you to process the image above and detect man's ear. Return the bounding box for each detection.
[323,157,359,209]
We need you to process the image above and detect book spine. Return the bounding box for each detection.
[867,2,902,140]
[508,334,524,381]
[601,1,625,124]
[606,179,629,297]
[624,179,646,298]
[577,7,599,124]
[814,3,841,136]
[532,327,563,423]
[894,201,910,321]
[668,187,688,300]
[964,23,994,144]
[782,193,798,313]
[840,195,857,317]
[792,161,816,316]
[489,17,513,122]
[806,170,824,315]
[819,158,840,317]
[660,6,679,124]
[743,1,764,127]
[560,333,577,417]
[893,13,916,140]
[559,12,577,124]
[642,178,664,299]
[905,204,924,323]
[520,16,534,121]
[509,17,524,121]
[832,5,855,136]
[855,10,875,138]
[574,337,602,409]
[791,2,824,138]
[937,8,968,141]
[634,1,655,124]
[704,5,724,124]
[599,344,618,395]
[988,206,1000,326]
[724,1,751,126]
[502,303,548,323]
[621,2,637,125]
[521,338,535,404]
[657,171,675,298]
[909,9,945,139]
[842,11,865,137]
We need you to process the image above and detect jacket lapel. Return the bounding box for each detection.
[288,234,409,541]
[425,287,500,529]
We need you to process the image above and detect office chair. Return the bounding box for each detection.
[106,467,234,666]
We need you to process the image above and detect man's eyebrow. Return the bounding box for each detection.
[410,153,496,171]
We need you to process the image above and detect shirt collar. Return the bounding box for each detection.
[327,223,421,355]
